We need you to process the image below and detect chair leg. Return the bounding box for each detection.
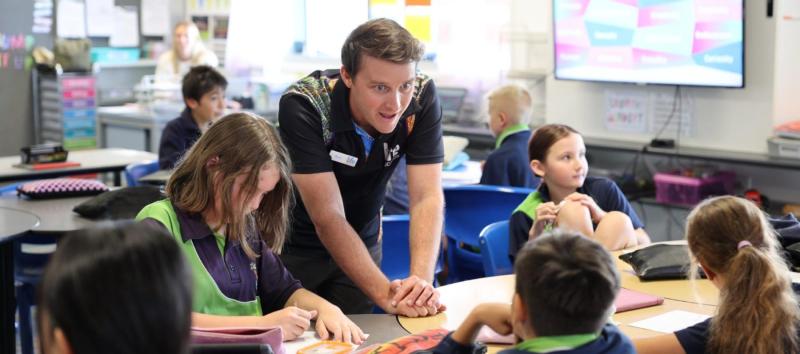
[17,284,34,354]
[445,238,459,284]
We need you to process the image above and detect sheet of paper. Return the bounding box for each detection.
[282,330,361,353]
[649,90,693,137]
[56,0,86,38]
[629,310,710,333]
[32,0,54,34]
[141,0,169,36]
[85,0,114,36]
[605,90,648,134]
[110,6,139,47]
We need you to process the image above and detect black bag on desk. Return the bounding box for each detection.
[619,244,704,280]
[73,186,163,220]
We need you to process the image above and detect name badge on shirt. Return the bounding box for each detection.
[330,150,358,167]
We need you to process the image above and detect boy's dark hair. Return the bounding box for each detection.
[341,18,425,78]
[182,65,228,105]
[515,230,620,336]
[38,221,192,354]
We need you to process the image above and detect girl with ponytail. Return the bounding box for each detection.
[634,195,800,354]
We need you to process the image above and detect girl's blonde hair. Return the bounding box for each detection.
[687,196,799,354]
[170,20,208,73]
[166,112,293,258]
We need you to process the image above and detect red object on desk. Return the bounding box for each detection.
[615,288,664,313]
[19,161,81,170]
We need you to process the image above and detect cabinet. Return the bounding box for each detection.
[32,70,98,150]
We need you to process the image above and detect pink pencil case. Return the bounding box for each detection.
[191,326,284,354]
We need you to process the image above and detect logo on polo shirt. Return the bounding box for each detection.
[384,143,400,167]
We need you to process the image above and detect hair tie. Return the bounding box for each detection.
[737,240,753,250]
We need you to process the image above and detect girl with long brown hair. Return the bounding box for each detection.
[634,195,800,354]
[137,112,365,344]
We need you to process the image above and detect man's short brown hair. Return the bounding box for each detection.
[341,18,425,78]
[515,230,620,336]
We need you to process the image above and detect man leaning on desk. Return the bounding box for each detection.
[278,18,445,317]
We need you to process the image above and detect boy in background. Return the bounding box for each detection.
[158,65,227,169]
[480,84,539,189]
[433,230,634,354]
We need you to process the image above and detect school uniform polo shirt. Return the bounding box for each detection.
[278,69,444,256]
[675,317,800,354]
[508,176,644,260]
[480,124,539,188]
[432,324,635,354]
[137,200,303,315]
[158,108,201,169]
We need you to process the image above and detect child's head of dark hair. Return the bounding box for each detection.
[528,124,579,163]
[38,221,192,354]
[182,65,228,104]
[514,230,620,336]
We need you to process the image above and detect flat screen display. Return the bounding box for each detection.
[553,0,744,88]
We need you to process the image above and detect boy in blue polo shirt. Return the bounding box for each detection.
[158,65,227,169]
[433,230,634,354]
[480,84,539,188]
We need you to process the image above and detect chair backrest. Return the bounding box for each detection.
[443,184,532,248]
[13,233,58,284]
[0,182,23,196]
[124,160,159,187]
[381,214,412,281]
[191,344,273,354]
[381,214,443,281]
[478,220,512,276]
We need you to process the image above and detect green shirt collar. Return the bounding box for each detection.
[515,333,598,353]
[495,123,530,149]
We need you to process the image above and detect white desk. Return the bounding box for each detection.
[0,148,156,186]
[442,160,482,186]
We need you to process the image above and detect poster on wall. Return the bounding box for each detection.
[32,0,53,34]
[605,90,648,134]
[213,16,228,39]
[192,15,210,40]
[56,0,86,38]
[604,89,694,136]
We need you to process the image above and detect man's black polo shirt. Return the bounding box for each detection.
[278,69,444,256]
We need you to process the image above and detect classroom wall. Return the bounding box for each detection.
[0,1,52,156]
[544,2,777,154]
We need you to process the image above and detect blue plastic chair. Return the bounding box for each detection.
[376,214,444,313]
[1,182,57,354]
[14,232,57,354]
[443,185,533,283]
[380,214,443,281]
[478,220,513,276]
[124,160,159,187]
